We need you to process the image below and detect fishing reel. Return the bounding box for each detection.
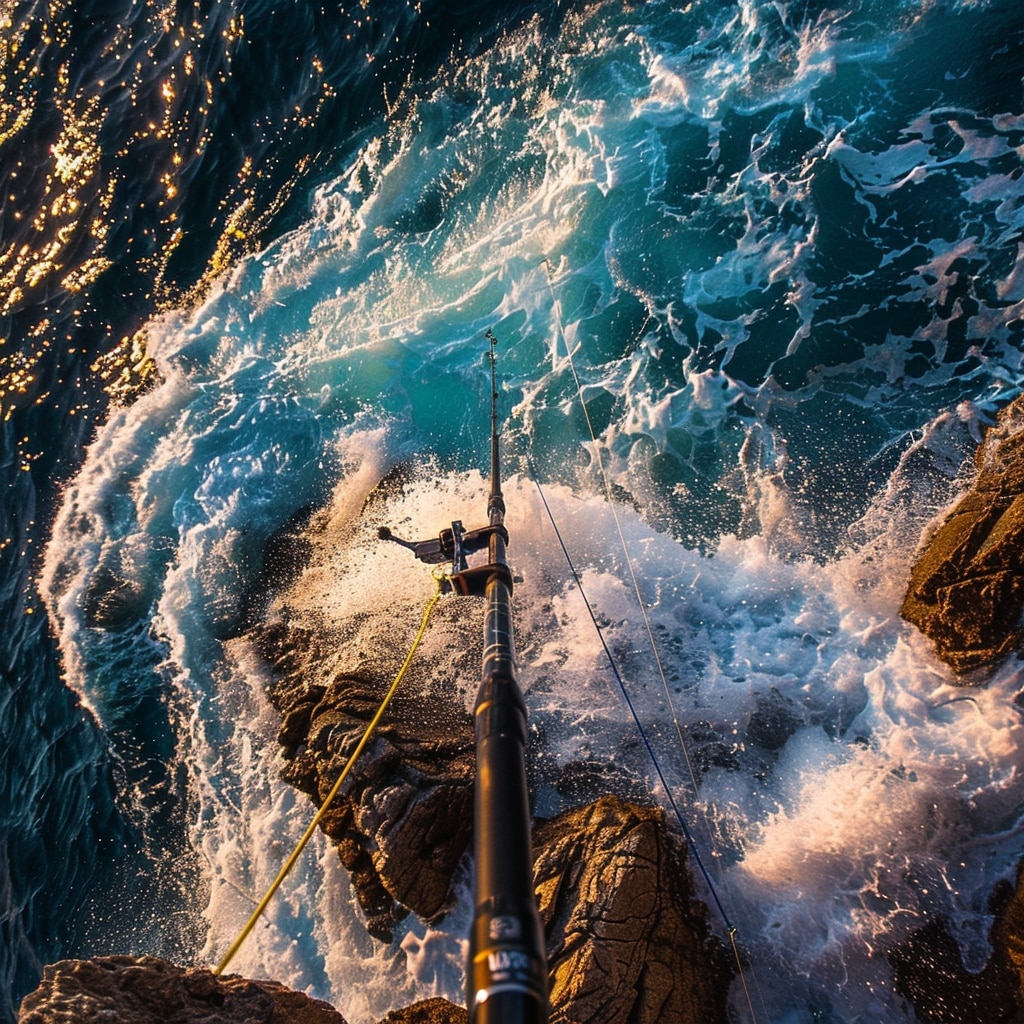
[377,520,513,596]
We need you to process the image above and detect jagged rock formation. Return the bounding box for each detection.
[244,465,481,942]
[534,795,733,1024]
[261,618,475,941]
[345,796,736,1024]
[902,395,1024,672]
[17,955,346,1023]
[244,467,734,1021]
[894,398,1024,1018]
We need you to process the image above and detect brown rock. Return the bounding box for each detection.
[259,618,474,942]
[374,998,467,1024]
[17,955,346,1023]
[534,795,733,1024]
[902,395,1024,672]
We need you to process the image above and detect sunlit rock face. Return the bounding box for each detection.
[262,631,476,942]
[902,395,1024,674]
[534,796,733,1024]
[16,956,347,1024]
[373,999,466,1024]
[894,394,1024,1018]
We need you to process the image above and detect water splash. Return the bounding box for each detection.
[39,1,1024,1022]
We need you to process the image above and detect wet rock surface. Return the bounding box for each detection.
[902,395,1024,673]
[260,617,475,942]
[373,999,466,1024]
[242,465,482,942]
[534,795,733,1024]
[993,862,1024,1016]
[889,861,1024,1024]
[17,955,347,1023]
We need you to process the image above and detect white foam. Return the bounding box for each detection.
[40,2,1024,1022]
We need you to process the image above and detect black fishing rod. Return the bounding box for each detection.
[379,331,548,1024]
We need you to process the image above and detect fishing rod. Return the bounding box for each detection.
[379,330,548,1024]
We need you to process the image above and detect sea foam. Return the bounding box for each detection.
[40,1,1024,1022]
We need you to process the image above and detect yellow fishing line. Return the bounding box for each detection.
[214,577,445,975]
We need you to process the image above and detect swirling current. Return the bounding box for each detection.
[3,2,1024,1022]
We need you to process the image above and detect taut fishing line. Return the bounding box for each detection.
[535,258,768,1022]
[540,257,714,845]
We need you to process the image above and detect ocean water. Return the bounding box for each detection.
[4,1,1024,1021]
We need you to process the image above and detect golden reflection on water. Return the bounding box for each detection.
[0,1,335,425]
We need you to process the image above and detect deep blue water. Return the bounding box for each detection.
[4,2,1024,1021]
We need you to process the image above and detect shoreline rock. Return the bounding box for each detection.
[17,956,347,1024]
[889,860,1024,1023]
[893,395,1024,1021]
[901,395,1024,673]
[260,618,475,941]
[18,792,734,1024]
[535,796,733,1024]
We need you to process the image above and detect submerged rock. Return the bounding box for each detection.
[887,856,1024,1023]
[901,395,1024,673]
[17,955,346,1023]
[888,868,1024,1024]
[746,686,801,751]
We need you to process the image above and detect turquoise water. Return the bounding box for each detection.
[6,0,1024,1021]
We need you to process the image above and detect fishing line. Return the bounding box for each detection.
[525,455,732,927]
[213,575,445,976]
[527,462,766,1024]
[540,258,715,852]
[537,260,769,1022]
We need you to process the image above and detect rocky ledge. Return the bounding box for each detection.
[18,794,732,1024]
[20,463,735,1024]
[16,955,467,1024]
[902,394,1024,673]
[17,956,346,1024]
[260,616,475,942]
